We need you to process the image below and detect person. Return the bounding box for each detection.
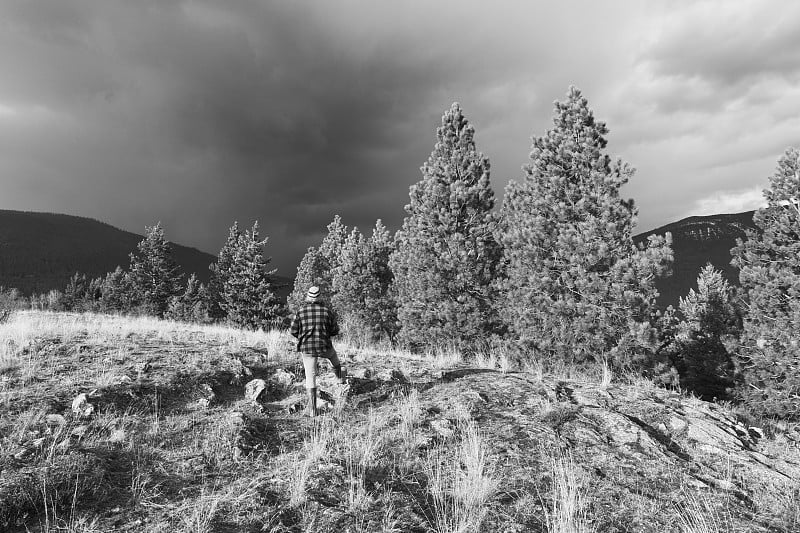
[290,286,346,416]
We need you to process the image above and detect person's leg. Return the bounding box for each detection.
[302,355,318,416]
[325,346,346,384]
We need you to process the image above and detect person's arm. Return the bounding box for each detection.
[290,311,301,338]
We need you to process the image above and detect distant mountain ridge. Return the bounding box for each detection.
[634,210,758,308]
[0,208,759,308]
[0,210,292,299]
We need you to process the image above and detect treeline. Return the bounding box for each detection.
[1,221,285,330]
[288,87,800,420]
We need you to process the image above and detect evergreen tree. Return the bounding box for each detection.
[165,273,209,323]
[674,264,741,400]
[499,87,672,366]
[332,221,399,343]
[221,221,282,329]
[207,222,241,320]
[61,272,89,311]
[128,223,184,317]
[288,215,350,311]
[100,266,133,313]
[288,246,327,312]
[731,148,800,418]
[390,103,502,351]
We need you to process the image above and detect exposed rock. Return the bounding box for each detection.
[430,418,455,438]
[46,414,66,426]
[244,379,267,402]
[195,383,216,408]
[71,393,95,418]
[70,425,89,438]
[348,367,372,380]
[376,368,407,383]
[271,368,295,388]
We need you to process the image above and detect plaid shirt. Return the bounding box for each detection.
[290,301,340,355]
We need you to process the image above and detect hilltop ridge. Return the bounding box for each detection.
[1,311,797,531]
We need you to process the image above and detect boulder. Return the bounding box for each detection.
[271,368,296,388]
[245,379,267,402]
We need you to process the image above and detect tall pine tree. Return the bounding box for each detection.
[221,221,282,329]
[288,215,349,310]
[499,87,672,366]
[731,148,800,418]
[332,220,399,343]
[207,222,241,320]
[390,103,502,351]
[128,223,184,317]
[288,246,327,312]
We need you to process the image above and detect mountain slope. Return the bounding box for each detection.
[634,210,757,308]
[0,210,291,298]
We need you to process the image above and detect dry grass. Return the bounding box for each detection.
[543,451,593,533]
[426,421,497,533]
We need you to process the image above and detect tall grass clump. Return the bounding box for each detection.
[543,452,593,533]
[426,421,497,533]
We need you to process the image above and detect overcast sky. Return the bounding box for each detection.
[1,0,799,275]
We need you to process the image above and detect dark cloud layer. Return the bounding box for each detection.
[1,1,798,275]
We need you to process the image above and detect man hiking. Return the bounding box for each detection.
[290,286,346,416]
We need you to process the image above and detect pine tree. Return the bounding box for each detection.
[165,273,209,323]
[61,272,89,311]
[128,223,184,317]
[390,103,502,351]
[207,222,242,320]
[221,221,282,329]
[499,87,672,366]
[674,264,741,400]
[100,266,133,313]
[288,215,349,311]
[332,221,399,343]
[288,246,327,312]
[731,148,800,418]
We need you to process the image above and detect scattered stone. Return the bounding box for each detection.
[46,414,67,426]
[748,426,765,440]
[376,369,407,383]
[108,429,126,443]
[195,383,215,408]
[71,425,89,438]
[71,394,95,418]
[245,379,267,402]
[348,367,372,380]
[271,368,296,388]
[430,418,455,438]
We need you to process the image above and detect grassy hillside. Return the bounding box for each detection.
[0,210,292,300]
[1,311,797,532]
[634,211,757,308]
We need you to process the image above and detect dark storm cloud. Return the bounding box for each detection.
[1,0,799,275]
